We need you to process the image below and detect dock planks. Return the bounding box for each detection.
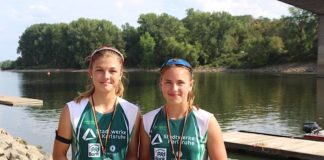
[0,95,43,106]
[223,131,324,160]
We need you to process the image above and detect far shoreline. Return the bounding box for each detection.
[2,62,317,74]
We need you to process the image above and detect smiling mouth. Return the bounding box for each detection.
[101,81,111,85]
[168,94,178,97]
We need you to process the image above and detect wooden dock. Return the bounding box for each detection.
[223,131,324,160]
[0,95,43,106]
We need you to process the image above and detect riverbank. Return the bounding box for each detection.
[0,128,51,160]
[194,62,316,73]
[3,62,317,74]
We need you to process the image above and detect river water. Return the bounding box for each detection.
[0,70,323,159]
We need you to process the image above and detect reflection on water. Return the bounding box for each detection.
[317,78,324,125]
[0,71,322,160]
[199,73,318,136]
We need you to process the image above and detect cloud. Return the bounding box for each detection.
[195,0,290,18]
[7,4,52,23]
[197,0,235,12]
[113,0,146,8]
[8,9,37,23]
[105,0,165,26]
[115,1,124,9]
[28,4,50,12]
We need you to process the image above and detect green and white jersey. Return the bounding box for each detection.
[143,106,213,160]
[67,97,138,160]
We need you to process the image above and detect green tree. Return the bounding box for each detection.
[122,23,141,67]
[18,24,52,68]
[279,7,318,61]
[183,9,243,65]
[67,18,124,68]
[0,60,14,70]
[15,7,318,69]
[139,32,156,68]
[17,18,125,69]
[137,13,189,65]
[164,37,199,66]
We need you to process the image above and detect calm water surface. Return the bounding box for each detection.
[0,70,323,159]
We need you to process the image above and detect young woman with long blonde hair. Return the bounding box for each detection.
[53,46,140,160]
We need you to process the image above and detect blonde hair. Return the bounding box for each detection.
[160,65,197,110]
[75,46,125,103]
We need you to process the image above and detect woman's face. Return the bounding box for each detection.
[89,55,122,94]
[160,67,193,106]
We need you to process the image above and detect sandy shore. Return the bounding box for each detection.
[0,128,52,160]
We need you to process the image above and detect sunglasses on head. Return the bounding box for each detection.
[160,58,192,72]
[90,46,124,63]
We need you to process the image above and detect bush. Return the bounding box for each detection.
[0,60,15,70]
[211,51,247,68]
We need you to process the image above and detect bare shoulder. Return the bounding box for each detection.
[207,116,228,160]
[57,105,72,135]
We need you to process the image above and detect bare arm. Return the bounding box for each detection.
[53,105,72,160]
[207,116,227,160]
[126,112,141,160]
[139,117,151,160]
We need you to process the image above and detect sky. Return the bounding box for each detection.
[0,0,293,61]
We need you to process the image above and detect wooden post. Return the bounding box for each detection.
[317,78,324,125]
[318,15,324,77]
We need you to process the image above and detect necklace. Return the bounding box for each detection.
[91,96,117,154]
[165,106,189,160]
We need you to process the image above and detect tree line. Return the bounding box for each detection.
[0,7,319,70]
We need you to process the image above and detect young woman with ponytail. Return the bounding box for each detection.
[140,58,227,160]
